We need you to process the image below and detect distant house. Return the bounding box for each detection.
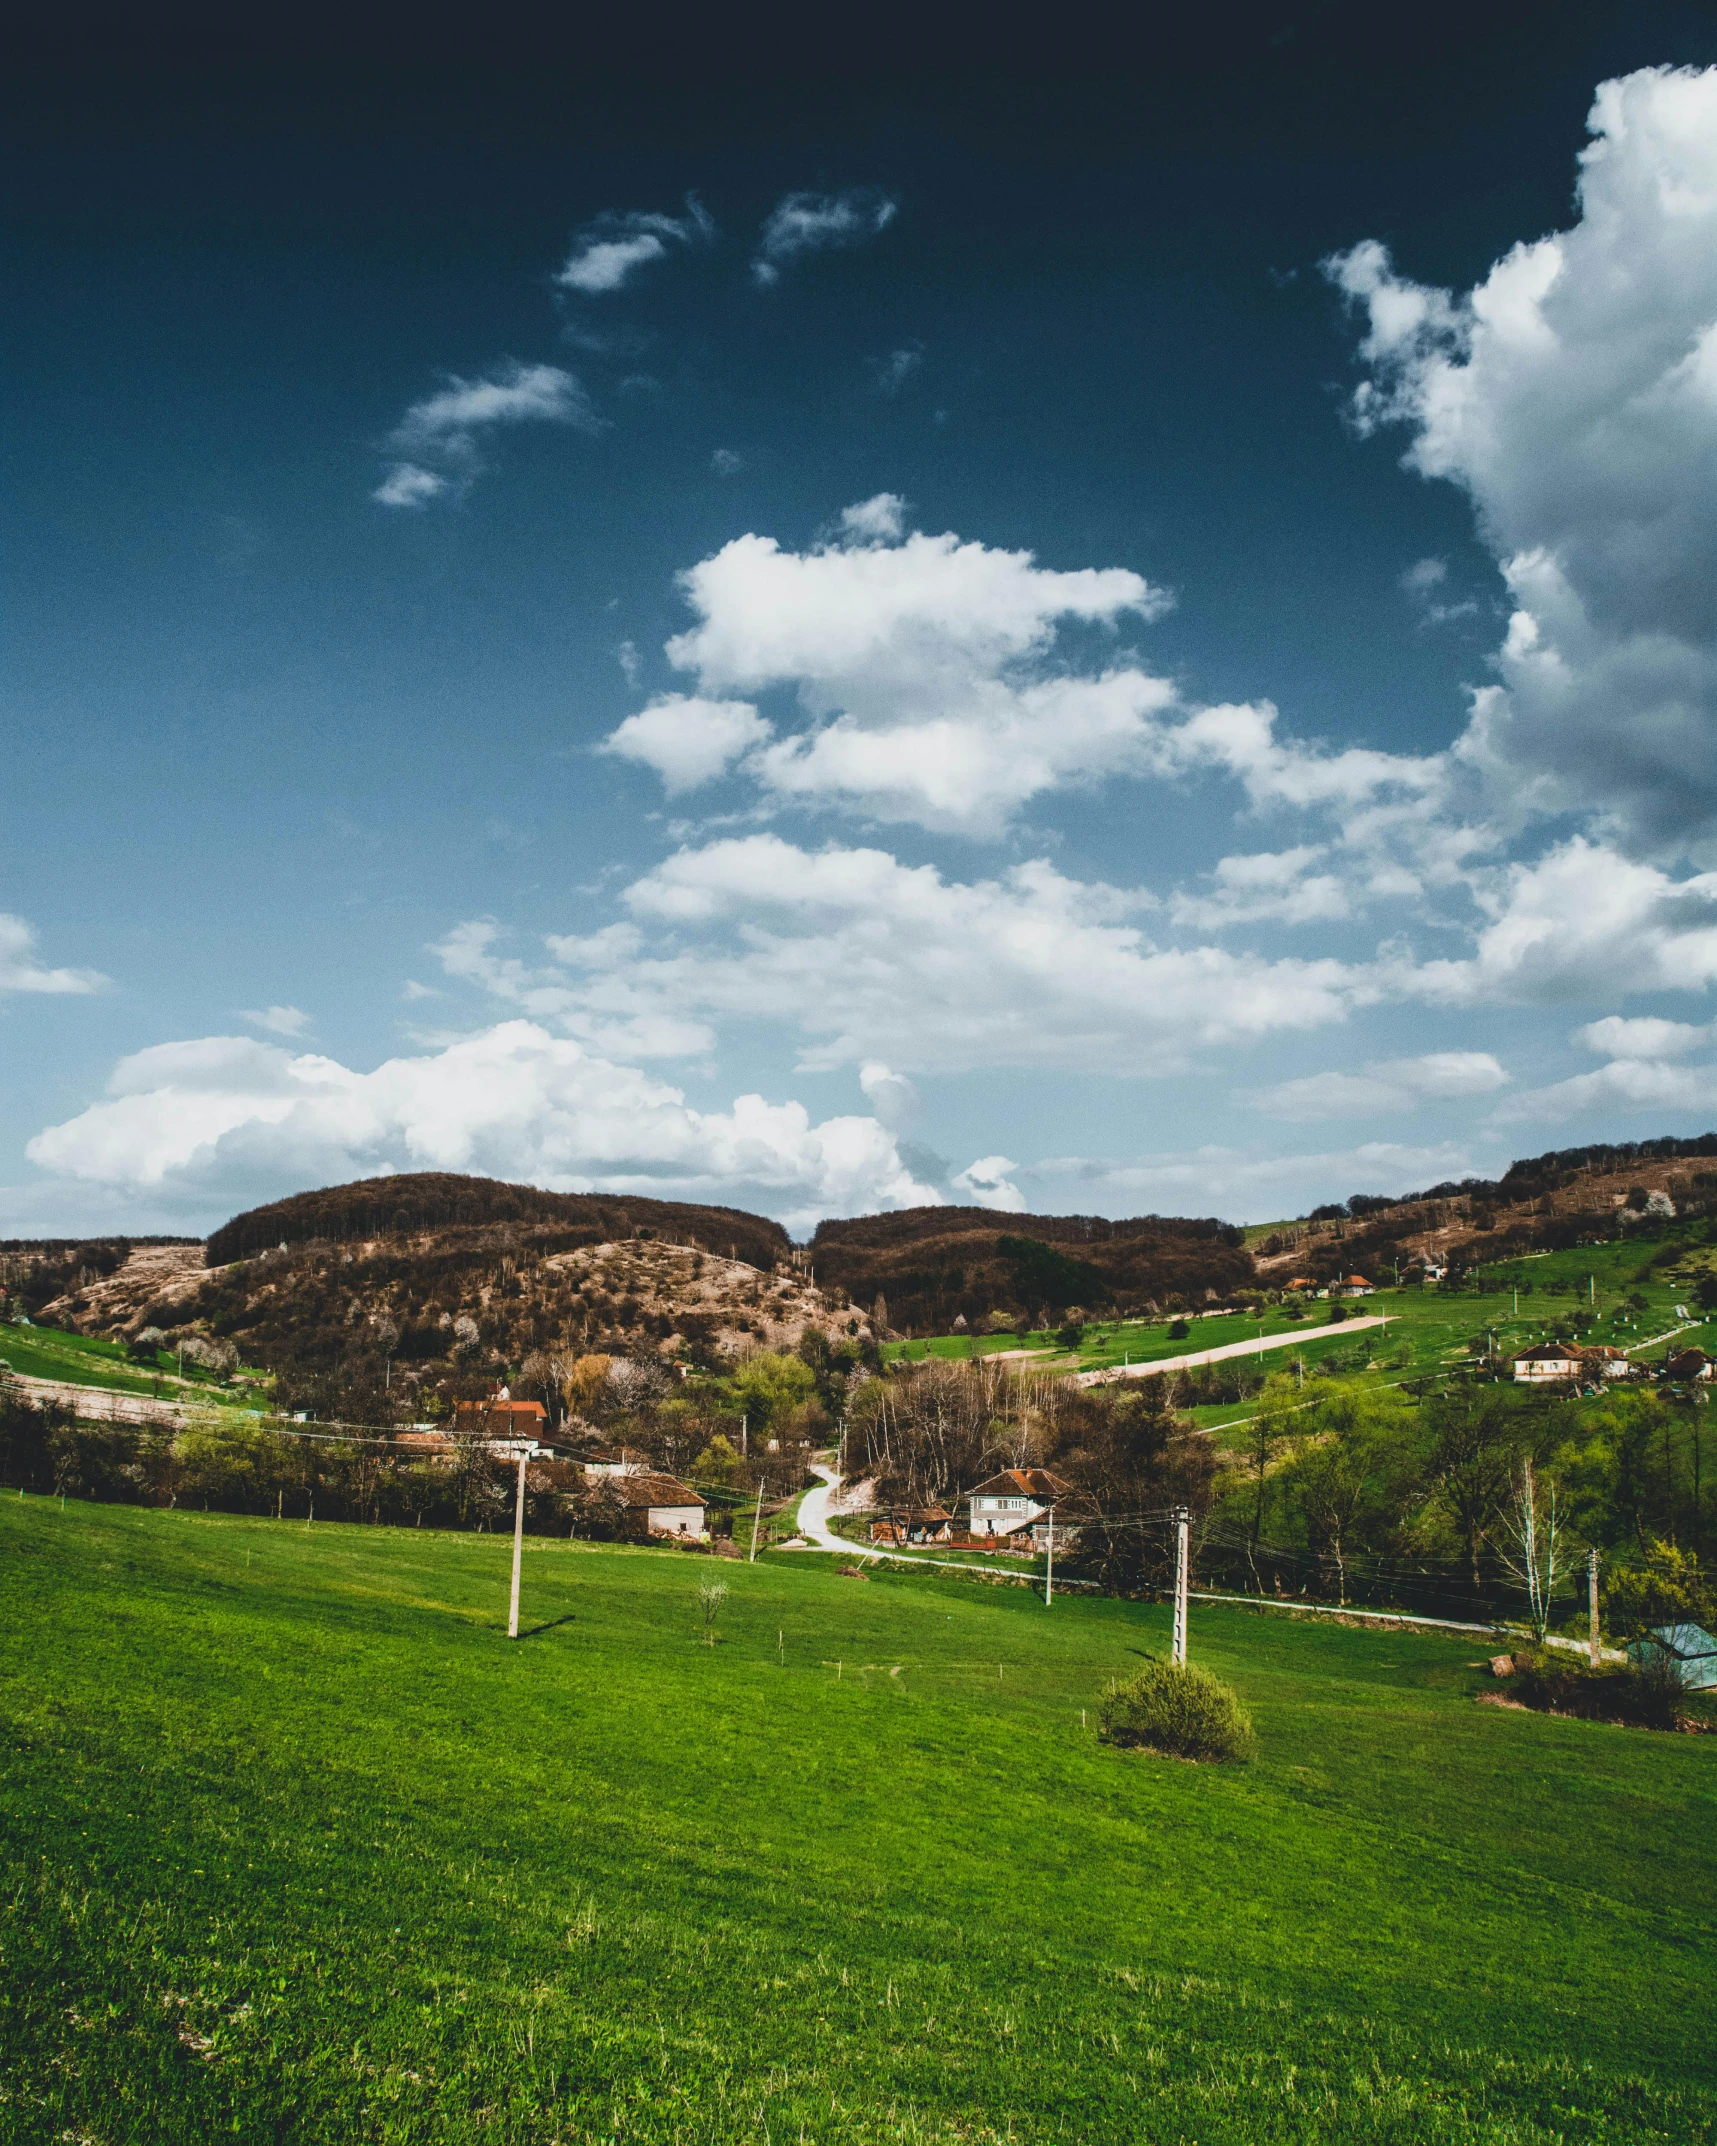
[1335,1275,1375,1297]
[1628,1622,1717,1691]
[580,1444,644,1477]
[454,1396,548,1455]
[964,1468,1070,1541]
[1512,1343,1585,1383]
[606,1471,707,1539]
[1663,1348,1715,1384]
[1580,1345,1633,1380]
[1284,1278,1317,1293]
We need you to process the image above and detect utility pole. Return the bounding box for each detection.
[1044,1505,1055,1607]
[740,1413,748,1458]
[749,1478,764,1563]
[1588,1545,1601,1668]
[1171,1505,1190,1666]
[507,1447,528,1640]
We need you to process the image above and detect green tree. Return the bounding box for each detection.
[730,1350,816,1435]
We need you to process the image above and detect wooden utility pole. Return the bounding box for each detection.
[1171,1505,1190,1665]
[1044,1505,1055,1607]
[749,1479,765,1563]
[1588,1544,1601,1668]
[507,1448,528,1640]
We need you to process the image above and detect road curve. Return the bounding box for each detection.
[795,1463,883,1559]
[1072,1314,1386,1387]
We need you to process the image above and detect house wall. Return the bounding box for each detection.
[648,1504,705,1537]
[969,1494,1042,1535]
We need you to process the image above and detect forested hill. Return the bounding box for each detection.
[204,1174,790,1270]
[810,1206,1252,1333]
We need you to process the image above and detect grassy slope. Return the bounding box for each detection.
[0,1321,264,1407]
[2,1501,1713,2144]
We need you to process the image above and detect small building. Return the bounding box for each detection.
[1579,1345,1633,1381]
[1334,1275,1375,1297]
[608,1471,707,1540]
[1663,1348,1715,1384]
[580,1444,644,1477]
[869,1505,954,1546]
[964,1468,1070,1540]
[454,1396,548,1456]
[1512,1343,1585,1383]
[1628,1623,1717,1691]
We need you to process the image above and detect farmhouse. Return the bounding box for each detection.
[1512,1343,1585,1382]
[606,1471,707,1540]
[964,1468,1070,1540]
[1663,1348,1715,1383]
[1580,1345,1633,1380]
[1334,1275,1375,1297]
[453,1395,548,1455]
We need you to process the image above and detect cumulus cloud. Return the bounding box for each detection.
[0,915,104,995]
[373,361,598,507]
[556,199,714,295]
[950,1155,1026,1211]
[608,497,1458,839]
[1574,1013,1713,1059]
[1406,839,1717,1005]
[1330,65,1717,861]
[524,834,1373,1077]
[24,1022,943,1236]
[1243,1051,1510,1122]
[242,1005,311,1038]
[599,695,773,793]
[752,189,897,285]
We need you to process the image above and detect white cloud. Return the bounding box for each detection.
[950,1154,1026,1211]
[1575,1013,1714,1059]
[1025,1141,1480,1228]
[1244,1051,1510,1122]
[526,834,1372,1077]
[242,1005,311,1038]
[1399,554,1478,627]
[556,200,715,295]
[857,1062,921,1132]
[710,448,743,476]
[752,189,897,285]
[24,1021,943,1236]
[0,915,104,995]
[1494,1055,1717,1125]
[600,695,773,794]
[1169,847,1352,929]
[869,344,924,394]
[1330,65,1717,861]
[1406,838,1717,1004]
[374,361,598,507]
[371,463,449,509]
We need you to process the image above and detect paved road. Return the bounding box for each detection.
[796,1464,884,1559]
[1072,1314,1385,1387]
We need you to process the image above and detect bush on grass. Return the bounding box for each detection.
[1511,1649,1700,1731]
[1098,1658,1256,1762]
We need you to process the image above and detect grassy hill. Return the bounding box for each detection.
[3,1499,1712,2143]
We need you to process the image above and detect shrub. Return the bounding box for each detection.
[1097,1658,1256,1762]
[1167,1318,1190,1340]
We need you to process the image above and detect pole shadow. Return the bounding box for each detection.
[515,1612,578,1640]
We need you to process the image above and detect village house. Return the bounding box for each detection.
[453,1393,548,1456]
[1332,1274,1375,1297]
[963,1468,1070,1542]
[1512,1343,1585,1383]
[1663,1348,1715,1383]
[605,1471,707,1539]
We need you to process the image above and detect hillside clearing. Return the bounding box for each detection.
[2,1500,1712,2143]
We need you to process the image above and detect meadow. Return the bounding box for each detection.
[0,1321,261,1407]
[2,1496,1713,2143]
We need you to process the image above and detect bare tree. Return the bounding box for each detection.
[1497,1456,1563,1644]
[697,1577,729,1647]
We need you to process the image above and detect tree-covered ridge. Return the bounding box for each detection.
[205,1173,791,1269]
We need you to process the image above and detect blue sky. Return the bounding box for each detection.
[7,3,1717,1236]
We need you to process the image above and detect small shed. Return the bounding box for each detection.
[1628,1623,1717,1691]
[610,1471,707,1540]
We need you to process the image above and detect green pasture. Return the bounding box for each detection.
[0,1319,266,1408]
[2,1498,1713,2143]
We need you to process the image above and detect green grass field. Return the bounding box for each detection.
[3,1498,1713,2143]
[0,1320,266,1406]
